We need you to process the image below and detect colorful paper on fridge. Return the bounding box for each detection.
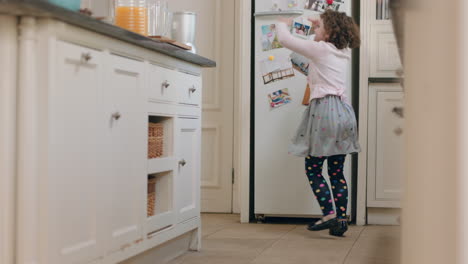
[268,88,292,108]
[261,24,283,51]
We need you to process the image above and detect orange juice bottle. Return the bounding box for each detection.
[114,0,148,36]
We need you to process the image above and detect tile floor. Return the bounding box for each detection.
[167,214,401,264]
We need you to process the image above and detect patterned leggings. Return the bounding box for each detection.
[305,155,348,219]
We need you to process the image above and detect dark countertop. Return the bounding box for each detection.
[0,0,216,67]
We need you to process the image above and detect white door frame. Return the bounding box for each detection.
[233,0,252,222]
[0,15,18,264]
[356,0,370,226]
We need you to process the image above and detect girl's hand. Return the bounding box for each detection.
[307,17,320,27]
[278,17,293,26]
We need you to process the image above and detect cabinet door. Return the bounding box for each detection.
[48,41,105,263]
[175,118,201,223]
[104,54,146,251]
[367,83,404,208]
[369,24,402,78]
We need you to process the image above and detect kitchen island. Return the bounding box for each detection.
[0,1,215,263]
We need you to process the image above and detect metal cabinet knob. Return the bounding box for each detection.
[81,52,92,62]
[394,127,403,136]
[189,86,196,93]
[162,80,170,88]
[392,107,404,118]
[112,112,121,120]
[179,159,187,166]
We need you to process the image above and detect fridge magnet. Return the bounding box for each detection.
[287,0,299,9]
[290,52,309,76]
[268,88,292,108]
[260,55,295,84]
[261,24,283,51]
[304,0,344,12]
[292,18,312,39]
[270,0,300,11]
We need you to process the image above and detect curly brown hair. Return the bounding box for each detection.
[320,9,360,49]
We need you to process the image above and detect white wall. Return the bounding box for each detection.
[80,0,109,18]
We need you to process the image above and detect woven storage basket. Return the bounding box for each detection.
[147,177,157,217]
[148,123,164,158]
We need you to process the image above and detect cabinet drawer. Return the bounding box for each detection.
[178,73,201,106]
[369,24,402,78]
[148,64,179,103]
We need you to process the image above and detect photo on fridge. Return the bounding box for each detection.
[260,55,295,84]
[292,20,312,38]
[290,52,310,76]
[304,0,344,12]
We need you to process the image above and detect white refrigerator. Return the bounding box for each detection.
[253,0,354,220]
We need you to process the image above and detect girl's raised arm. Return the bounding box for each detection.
[276,21,325,59]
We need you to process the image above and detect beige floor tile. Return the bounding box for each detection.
[170,215,402,264]
[167,251,257,264]
[201,213,240,226]
[167,238,275,264]
[251,236,354,264]
[344,227,401,264]
[206,223,296,240]
[281,224,365,242]
[344,256,399,264]
[201,238,276,253]
[201,213,240,237]
[360,225,401,238]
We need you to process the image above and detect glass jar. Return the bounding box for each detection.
[114,0,148,36]
[147,0,171,37]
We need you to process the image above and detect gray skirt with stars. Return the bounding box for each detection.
[288,95,361,157]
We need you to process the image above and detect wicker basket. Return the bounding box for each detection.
[147,177,157,217]
[148,123,164,158]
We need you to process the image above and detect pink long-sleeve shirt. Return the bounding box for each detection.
[276,22,351,102]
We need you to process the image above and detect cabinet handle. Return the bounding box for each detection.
[189,86,196,93]
[162,80,170,89]
[81,52,92,63]
[112,112,121,120]
[392,107,404,118]
[179,159,186,166]
[394,127,403,136]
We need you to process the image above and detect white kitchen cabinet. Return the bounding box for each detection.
[176,118,201,223]
[358,0,404,225]
[369,24,402,78]
[147,64,178,103]
[103,54,146,252]
[367,83,404,208]
[47,40,106,264]
[3,16,208,264]
[48,42,148,262]
[178,73,202,106]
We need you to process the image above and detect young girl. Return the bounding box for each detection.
[277,10,361,237]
